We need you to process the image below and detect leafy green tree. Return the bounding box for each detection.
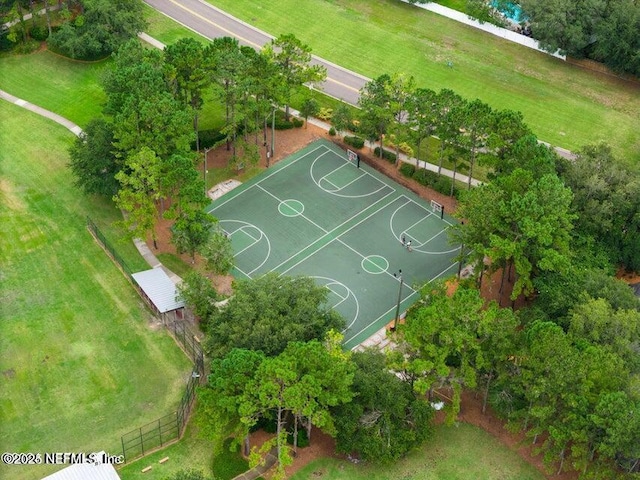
[164,38,210,151]
[113,147,163,248]
[558,143,640,271]
[48,0,147,60]
[263,33,326,121]
[453,169,575,300]
[593,0,640,76]
[433,89,467,176]
[520,0,606,56]
[298,97,319,128]
[160,153,207,219]
[406,87,438,167]
[171,210,215,263]
[176,271,219,327]
[358,74,394,157]
[198,228,234,276]
[205,273,344,358]
[67,118,120,196]
[458,98,492,189]
[206,37,249,155]
[401,285,505,421]
[330,102,353,136]
[332,350,433,463]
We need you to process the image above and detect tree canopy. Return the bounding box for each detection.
[205,273,345,358]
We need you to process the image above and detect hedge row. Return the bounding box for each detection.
[399,162,460,198]
[374,147,397,163]
[344,136,365,149]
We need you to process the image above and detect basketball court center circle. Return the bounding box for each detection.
[278,199,305,217]
[361,255,389,274]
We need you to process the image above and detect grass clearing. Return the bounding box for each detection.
[0,101,191,480]
[0,49,108,126]
[203,0,640,162]
[291,423,546,480]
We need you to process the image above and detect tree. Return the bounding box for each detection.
[592,0,640,76]
[206,37,249,154]
[358,74,394,158]
[160,153,207,219]
[205,273,344,358]
[48,0,147,60]
[453,169,575,300]
[558,143,640,271]
[113,147,163,248]
[457,98,492,189]
[67,117,120,196]
[400,285,502,421]
[520,0,606,57]
[433,89,467,176]
[406,87,438,167]
[263,33,326,120]
[198,228,234,276]
[164,38,210,151]
[176,271,219,328]
[330,102,353,136]
[298,97,319,128]
[171,209,215,263]
[332,350,433,463]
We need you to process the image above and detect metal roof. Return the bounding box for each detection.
[42,462,121,480]
[131,268,185,313]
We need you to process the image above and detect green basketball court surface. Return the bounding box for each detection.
[206,139,460,349]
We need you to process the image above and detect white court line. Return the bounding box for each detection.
[256,184,329,234]
[234,265,252,279]
[275,191,397,275]
[320,176,340,190]
[336,238,417,293]
[310,148,393,198]
[400,215,433,247]
[236,225,259,242]
[207,144,328,213]
[402,194,455,227]
[345,289,419,347]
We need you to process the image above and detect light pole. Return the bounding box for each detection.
[391,270,403,331]
[203,147,213,196]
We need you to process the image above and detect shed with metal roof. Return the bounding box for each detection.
[131,268,185,322]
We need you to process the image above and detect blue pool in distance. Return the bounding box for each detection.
[491,1,526,23]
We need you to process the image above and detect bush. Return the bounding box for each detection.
[30,25,49,41]
[344,136,365,149]
[412,168,436,187]
[399,163,416,178]
[274,110,303,130]
[193,129,226,150]
[374,147,397,163]
[287,426,310,448]
[328,127,336,136]
[317,107,333,121]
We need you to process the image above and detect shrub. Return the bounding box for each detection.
[287,426,310,448]
[374,147,397,163]
[317,107,333,121]
[193,129,226,150]
[399,163,416,178]
[398,142,414,156]
[328,127,336,136]
[30,24,49,41]
[292,117,304,128]
[274,110,303,130]
[344,136,365,149]
[412,168,438,187]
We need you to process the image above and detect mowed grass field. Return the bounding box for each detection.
[205,0,640,162]
[291,423,546,480]
[0,101,191,480]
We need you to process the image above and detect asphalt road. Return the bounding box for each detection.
[143,0,367,105]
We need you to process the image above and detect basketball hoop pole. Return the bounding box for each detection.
[392,270,403,331]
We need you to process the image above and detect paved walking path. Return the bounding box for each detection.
[0,89,83,136]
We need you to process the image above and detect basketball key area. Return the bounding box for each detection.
[206,139,460,350]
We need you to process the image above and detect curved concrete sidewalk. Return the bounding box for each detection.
[0,89,83,136]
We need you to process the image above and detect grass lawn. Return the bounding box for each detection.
[203,0,640,162]
[0,49,108,127]
[0,101,192,480]
[291,423,546,480]
[143,2,208,46]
